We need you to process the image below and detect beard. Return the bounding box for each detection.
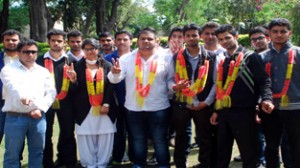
[4,47,18,52]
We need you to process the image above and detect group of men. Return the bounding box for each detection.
[0,17,299,168]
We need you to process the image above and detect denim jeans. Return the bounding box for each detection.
[3,113,46,168]
[126,109,170,168]
[0,101,5,144]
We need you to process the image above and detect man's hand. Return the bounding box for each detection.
[173,79,190,91]
[210,112,218,125]
[100,106,109,114]
[29,109,43,119]
[66,63,77,82]
[188,101,208,111]
[21,98,32,106]
[111,58,121,74]
[261,101,274,114]
[168,39,180,54]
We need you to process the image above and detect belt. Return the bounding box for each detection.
[7,112,30,117]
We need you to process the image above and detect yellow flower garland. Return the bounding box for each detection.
[175,49,210,105]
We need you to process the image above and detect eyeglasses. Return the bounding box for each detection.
[250,36,265,42]
[21,50,38,55]
[84,48,96,52]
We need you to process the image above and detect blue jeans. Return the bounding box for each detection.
[3,113,46,168]
[0,101,5,144]
[126,109,170,168]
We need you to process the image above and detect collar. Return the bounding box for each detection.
[4,52,18,59]
[44,51,68,62]
[67,50,84,61]
[269,41,293,53]
[17,59,38,70]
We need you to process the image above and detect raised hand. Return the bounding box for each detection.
[111,58,121,74]
[168,39,180,54]
[66,63,77,82]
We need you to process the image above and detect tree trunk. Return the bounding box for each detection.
[95,0,120,34]
[177,0,190,21]
[82,5,95,36]
[0,0,9,40]
[29,0,48,42]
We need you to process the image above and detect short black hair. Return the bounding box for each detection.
[98,32,114,39]
[17,39,38,52]
[137,27,156,39]
[1,29,23,42]
[249,26,269,38]
[201,22,220,34]
[82,38,100,49]
[183,24,201,36]
[115,30,133,40]
[215,24,238,37]
[47,29,66,40]
[268,18,292,31]
[67,30,83,40]
[168,27,183,41]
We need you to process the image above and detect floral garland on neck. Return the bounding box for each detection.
[265,49,295,107]
[175,49,209,105]
[215,52,244,110]
[135,52,158,107]
[44,59,70,109]
[86,67,104,115]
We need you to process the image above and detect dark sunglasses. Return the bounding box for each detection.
[21,50,38,54]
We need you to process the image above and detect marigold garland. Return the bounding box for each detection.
[175,49,209,105]
[135,52,158,107]
[265,49,295,107]
[215,52,244,110]
[86,68,104,115]
[44,59,70,109]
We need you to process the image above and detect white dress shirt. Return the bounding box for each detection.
[108,49,175,111]
[0,60,57,113]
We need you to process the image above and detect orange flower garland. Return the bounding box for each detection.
[135,52,158,107]
[86,68,104,115]
[265,49,295,107]
[44,59,70,109]
[215,52,244,110]
[175,49,210,105]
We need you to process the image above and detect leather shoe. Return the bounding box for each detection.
[233,155,242,162]
[54,159,65,168]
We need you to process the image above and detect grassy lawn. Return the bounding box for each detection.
[0,116,250,168]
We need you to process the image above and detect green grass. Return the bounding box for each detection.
[1,116,274,168]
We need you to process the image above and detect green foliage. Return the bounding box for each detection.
[7,4,29,32]
[238,34,250,48]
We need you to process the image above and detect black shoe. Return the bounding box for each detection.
[54,159,65,168]
[147,157,158,166]
[233,155,242,162]
[190,143,199,149]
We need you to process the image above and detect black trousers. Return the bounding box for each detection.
[260,109,300,168]
[216,108,257,168]
[172,105,217,168]
[43,100,77,167]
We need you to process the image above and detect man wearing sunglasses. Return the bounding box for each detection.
[1,40,56,168]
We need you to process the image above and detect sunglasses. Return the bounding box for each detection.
[21,50,38,54]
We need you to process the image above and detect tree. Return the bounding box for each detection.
[94,0,120,35]
[0,0,9,37]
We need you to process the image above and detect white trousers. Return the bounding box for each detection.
[77,133,114,168]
